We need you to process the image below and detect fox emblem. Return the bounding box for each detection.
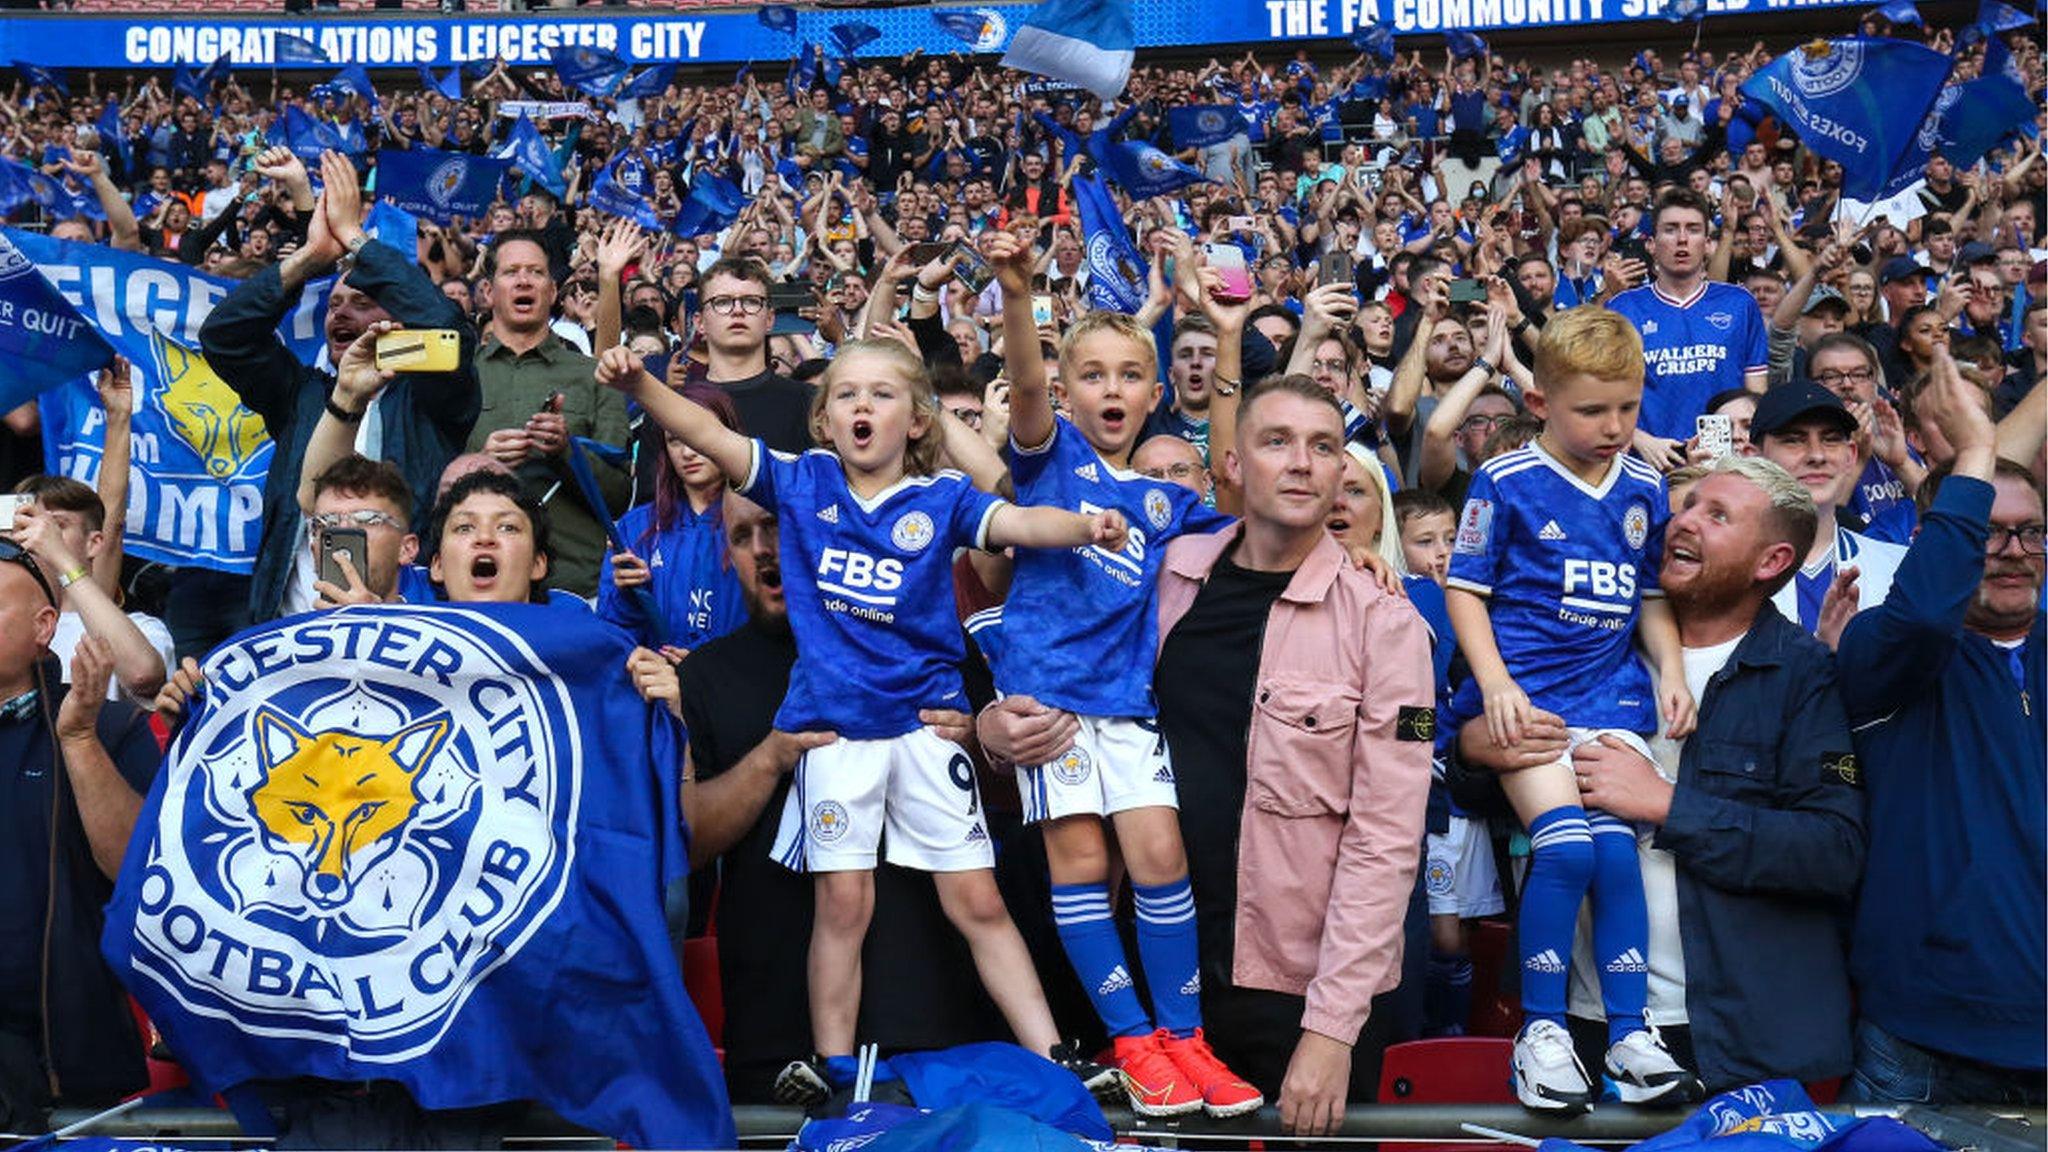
[247,705,452,911]
[152,332,266,481]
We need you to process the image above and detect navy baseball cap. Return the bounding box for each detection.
[1879,256,1925,284]
[1751,379,1857,438]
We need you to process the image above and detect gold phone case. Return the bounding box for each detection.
[374,330,461,373]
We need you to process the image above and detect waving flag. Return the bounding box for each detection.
[1876,0,1923,24]
[1095,139,1208,198]
[172,56,231,103]
[1741,38,1952,200]
[1073,174,1147,313]
[1168,105,1241,150]
[550,44,629,99]
[0,155,59,216]
[102,600,733,1149]
[934,11,996,48]
[0,232,113,414]
[673,170,748,236]
[1883,38,2035,191]
[1446,29,1489,59]
[13,61,68,96]
[377,146,510,225]
[269,105,363,167]
[1350,24,1397,61]
[790,41,821,94]
[1977,0,2034,30]
[619,63,678,101]
[1664,0,1707,22]
[416,64,461,101]
[495,114,566,198]
[96,98,130,173]
[272,31,330,65]
[589,155,665,231]
[1003,0,1135,101]
[759,4,799,35]
[830,21,883,57]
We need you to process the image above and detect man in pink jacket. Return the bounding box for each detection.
[984,377,1435,1136]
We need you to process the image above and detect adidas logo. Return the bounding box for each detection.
[1180,973,1201,996]
[1075,463,1100,483]
[1538,520,1567,541]
[1153,766,1175,783]
[966,823,988,843]
[1525,949,1567,974]
[1606,948,1648,974]
[1098,965,1133,995]
[817,504,840,524]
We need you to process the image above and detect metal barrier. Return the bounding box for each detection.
[29,1102,2048,1149]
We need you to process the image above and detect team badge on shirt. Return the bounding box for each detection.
[811,800,850,842]
[1455,499,1493,556]
[891,511,935,552]
[1707,311,1733,331]
[1623,501,1651,550]
[1051,746,1093,785]
[1145,488,1172,531]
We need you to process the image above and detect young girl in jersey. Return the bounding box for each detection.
[595,338,1126,1100]
[599,384,747,655]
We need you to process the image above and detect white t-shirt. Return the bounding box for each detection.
[49,610,176,704]
[1568,632,1742,1027]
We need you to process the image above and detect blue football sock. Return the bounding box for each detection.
[1133,878,1204,1037]
[1052,882,1150,1039]
[1519,806,1594,1027]
[1587,810,1649,1043]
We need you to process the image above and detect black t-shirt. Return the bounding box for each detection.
[675,619,992,1100]
[708,370,815,457]
[0,422,41,495]
[1154,554,1294,994]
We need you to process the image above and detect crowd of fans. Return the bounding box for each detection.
[0,6,2044,1142]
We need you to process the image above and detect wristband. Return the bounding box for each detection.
[57,565,88,590]
[1472,357,1496,378]
[1511,317,1531,336]
[1211,375,1242,397]
[325,396,364,424]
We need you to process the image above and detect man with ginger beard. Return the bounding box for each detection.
[466,229,629,598]
[199,148,478,638]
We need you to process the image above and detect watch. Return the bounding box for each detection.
[325,396,364,424]
[1211,375,1241,397]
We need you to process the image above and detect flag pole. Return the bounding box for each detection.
[51,1095,145,1138]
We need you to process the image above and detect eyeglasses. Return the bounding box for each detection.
[0,540,56,609]
[1139,463,1206,482]
[1986,523,2048,556]
[1460,413,1515,433]
[1813,368,1877,387]
[311,509,405,532]
[947,406,984,428]
[1310,358,1352,375]
[705,294,769,316]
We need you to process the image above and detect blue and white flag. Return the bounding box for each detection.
[1740,38,1952,201]
[269,105,365,168]
[494,114,566,198]
[311,64,378,112]
[550,44,629,99]
[1094,139,1208,198]
[0,156,60,216]
[101,599,734,1149]
[1350,24,1397,61]
[1538,1080,1944,1152]
[272,31,330,65]
[96,98,129,173]
[172,56,231,104]
[1976,0,2034,31]
[1073,174,1147,313]
[1664,0,1707,23]
[618,63,678,101]
[0,232,113,415]
[1876,0,1922,25]
[1446,29,1489,59]
[830,21,882,57]
[673,170,748,236]
[933,10,1002,50]
[759,4,799,35]
[1882,40,2036,190]
[1002,0,1135,101]
[13,61,68,96]
[589,154,666,231]
[9,229,332,573]
[376,146,510,225]
[415,64,461,101]
[790,41,821,94]
[1168,105,1241,150]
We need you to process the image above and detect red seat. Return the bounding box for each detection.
[1466,918,1522,1038]
[681,935,724,1060]
[1378,1037,1516,1152]
[125,998,191,1099]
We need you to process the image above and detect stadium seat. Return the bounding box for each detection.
[126,998,191,1098]
[1378,1038,1517,1152]
[1467,918,1521,1037]
[681,935,724,1057]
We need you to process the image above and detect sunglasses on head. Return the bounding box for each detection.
[0,539,56,609]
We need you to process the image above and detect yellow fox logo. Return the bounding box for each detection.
[150,331,267,480]
[247,706,451,910]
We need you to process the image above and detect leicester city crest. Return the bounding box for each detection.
[126,608,578,1063]
[1196,109,1228,137]
[427,157,470,211]
[1791,41,1864,98]
[891,511,935,552]
[969,7,1007,52]
[1624,501,1651,550]
[1144,488,1172,531]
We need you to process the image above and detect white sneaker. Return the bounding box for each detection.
[1513,1019,1594,1113]
[1605,1027,1703,1105]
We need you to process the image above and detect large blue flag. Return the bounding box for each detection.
[759,4,799,35]
[313,63,379,112]
[376,146,510,225]
[0,155,59,216]
[10,228,331,572]
[1539,1081,1944,1152]
[1882,40,2036,192]
[1877,0,1923,24]
[415,64,461,101]
[96,98,129,174]
[934,10,999,48]
[101,599,734,1149]
[13,61,68,96]
[589,154,666,230]
[1168,105,1241,150]
[1072,174,1147,313]
[0,232,114,415]
[1002,0,1135,101]
[172,56,231,104]
[550,44,629,99]
[1446,29,1489,59]
[1740,38,1952,200]
[790,41,821,93]
[269,105,364,168]
[494,114,566,198]
[673,170,748,236]
[618,63,678,101]
[271,31,330,65]
[1094,138,1208,198]
[831,21,883,57]
[1350,23,1397,61]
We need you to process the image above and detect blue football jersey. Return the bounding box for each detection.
[739,441,1005,739]
[1002,418,1234,717]
[1608,282,1767,442]
[1445,443,1669,733]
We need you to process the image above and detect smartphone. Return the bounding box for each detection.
[952,242,994,295]
[1447,278,1487,305]
[769,283,814,312]
[374,329,461,373]
[1204,243,1254,303]
[0,494,29,532]
[902,241,953,268]
[1318,251,1355,288]
[1226,215,1258,233]
[1696,414,1734,461]
[1031,294,1054,327]
[317,526,368,591]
